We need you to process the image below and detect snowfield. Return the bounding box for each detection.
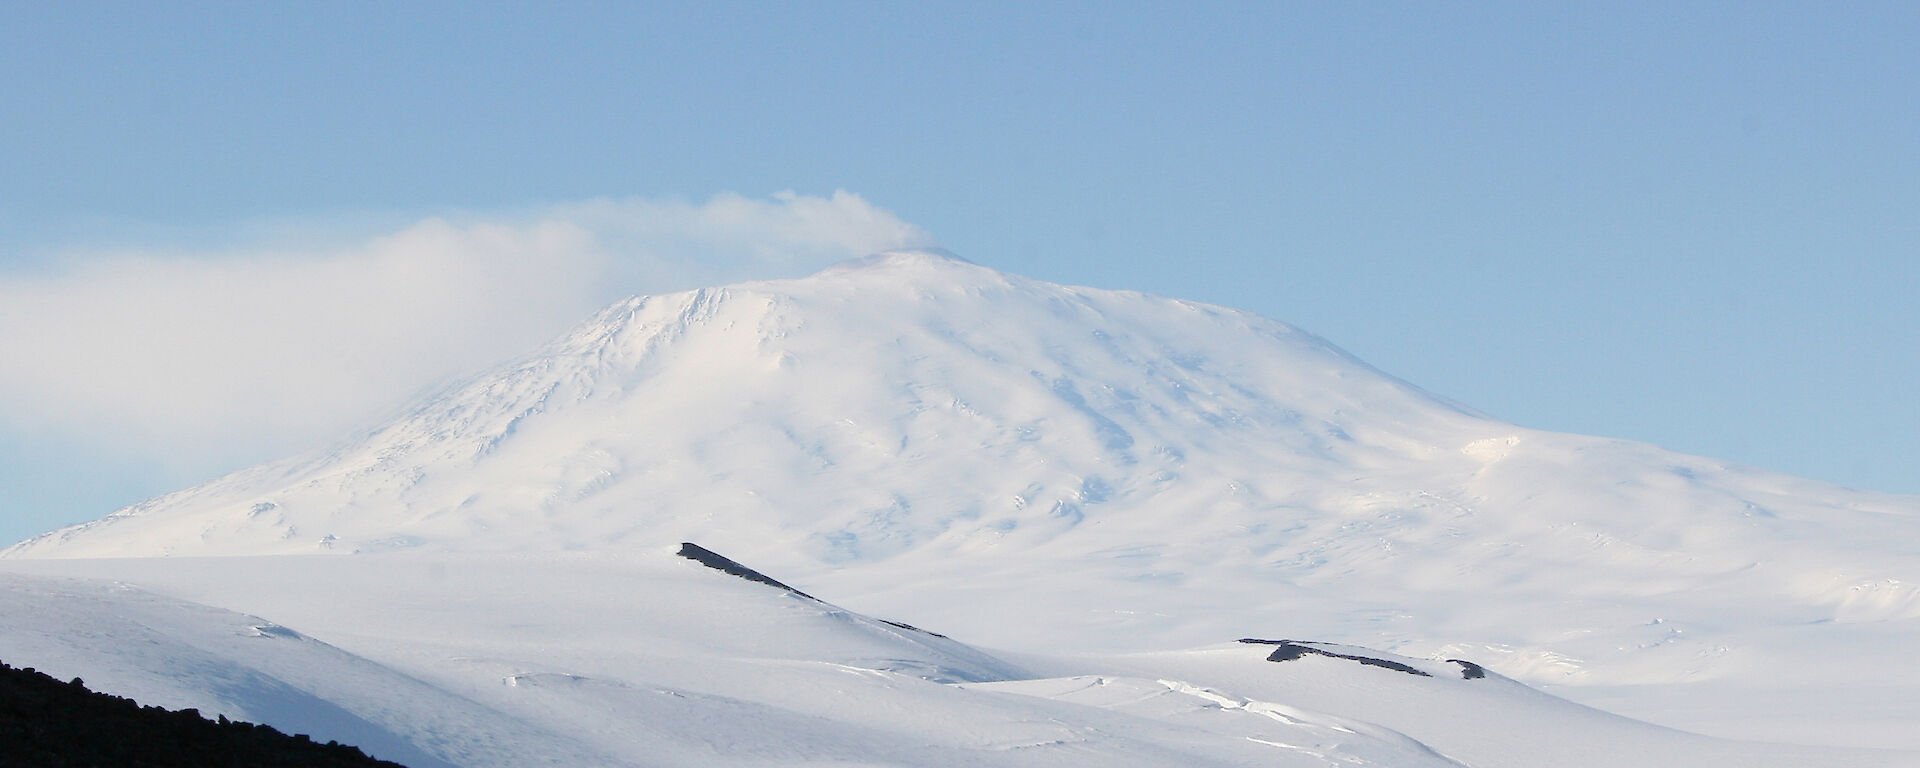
[6,550,1913,767]
[5,251,1918,764]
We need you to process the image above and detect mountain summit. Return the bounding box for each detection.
[7,249,1912,595]
[8,249,1488,560]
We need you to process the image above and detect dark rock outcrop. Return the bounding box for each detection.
[1239,638,1488,680]
[0,659,406,768]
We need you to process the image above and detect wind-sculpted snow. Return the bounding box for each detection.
[7,250,1920,750]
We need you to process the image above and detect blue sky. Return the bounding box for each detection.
[2,2,1915,545]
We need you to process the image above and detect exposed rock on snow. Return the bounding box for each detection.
[1241,638,1439,677]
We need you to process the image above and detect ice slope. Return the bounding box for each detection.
[7,249,1920,747]
[8,550,1910,768]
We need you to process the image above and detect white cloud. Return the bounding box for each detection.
[0,191,933,470]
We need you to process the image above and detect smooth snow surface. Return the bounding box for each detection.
[6,552,1912,768]
[6,251,1919,762]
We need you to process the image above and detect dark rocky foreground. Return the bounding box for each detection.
[0,659,406,768]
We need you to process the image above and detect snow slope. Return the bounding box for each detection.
[6,549,1910,767]
[7,250,1919,751]
[0,551,1472,768]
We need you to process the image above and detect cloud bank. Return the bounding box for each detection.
[0,191,933,470]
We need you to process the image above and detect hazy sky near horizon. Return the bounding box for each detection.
[2,2,1916,545]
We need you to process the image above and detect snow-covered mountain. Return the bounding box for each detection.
[6,250,1919,757]
[9,249,1500,560]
